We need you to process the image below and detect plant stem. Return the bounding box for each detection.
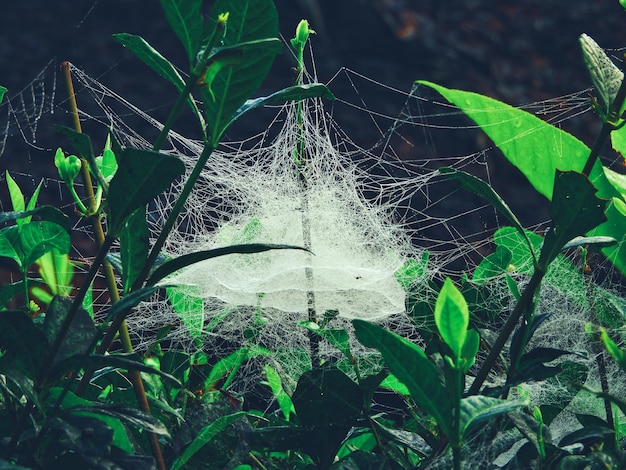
[62,63,167,470]
[468,268,545,395]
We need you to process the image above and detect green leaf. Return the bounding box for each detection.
[105,286,161,323]
[226,83,336,130]
[49,353,182,386]
[49,387,133,453]
[69,404,170,437]
[0,222,70,268]
[434,278,469,361]
[419,81,626,275]
[170,411,250,470]
[119,207,149,294]
[159,0,204,63]
[539,170,607,268]
[113,33,186,90]
[264,364,295,420]
[440,167,535,261]
[395,251,429,291]
[166,286,204,342]
[459,395,529,439]
[291,368,363,466]
[5,171,25,225]
[203,0,280,143]
[107,147,185,235]
[0,206,71,233]
[472,246,513,283]
[146,243,308,286]
[43,296,96,365]
[0,311,49,378]
[600,328,626,370]
[418,81,591,199]
[460,329,480,373]
[204,345,272,390]
[300,323,352,360]
[353,319,452,436]
[0,85,6,104]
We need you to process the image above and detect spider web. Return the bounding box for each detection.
[0,46,624,460]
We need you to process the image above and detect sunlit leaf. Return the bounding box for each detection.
[434,278,469,361]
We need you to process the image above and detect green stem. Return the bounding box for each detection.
[468,267,545,395]
[452,367,463,470]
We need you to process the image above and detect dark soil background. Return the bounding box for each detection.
[0,0,625,271]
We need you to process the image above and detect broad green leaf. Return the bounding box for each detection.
[419,81,626,275]
[159,0,203,63]
[49,387,133,453]
[107,148,185,235]
[264,364,295,420]
[539,170,607,268]
[171,411,250,470]
[600,328,626,370]
[418,81,593,199]
[43,296,96,365]
[204,345,272,390]
[146,243,308,285]
[472,246,513,283]
[166,286,204,342]
[226,83,336,130]
[119,207,149,294]
[353,319,452,436]
[459,396,529,439]
[0,311,49,378]
[434,278,469,361]
[300,323,352,360]
[440,167,535,260]
[0,222,70,268]
[203,0,280,143]
[611,124,626,159]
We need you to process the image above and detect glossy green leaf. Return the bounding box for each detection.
[159,0,203,62]
[353,319,452,435]
[434,278,469,361]
[539,170,607,268]
[35,250,74,297]
[0,85,6,104]
[5,171,25,221]
[395,251,429,291]
[119,207,149,294]
[472,246,513,283]
[440,167,534,260]
[600,328,626,370]
[204,345,272,390]
[459,395,529,439]
[43,296,96,365]
[203,0,280,143]
[107,148,185,235]
[146,243,307,285]
[419,81,626,275]
[418,81,593,199]
[0,222,70,268]
[264,364,295,420]
[171,411,250,470]
[226,83,336,130]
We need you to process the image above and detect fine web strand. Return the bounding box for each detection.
[1,59,624,431]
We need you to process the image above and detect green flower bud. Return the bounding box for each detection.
[54,148,82,185]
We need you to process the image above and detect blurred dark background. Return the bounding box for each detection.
[0,0,625,274]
